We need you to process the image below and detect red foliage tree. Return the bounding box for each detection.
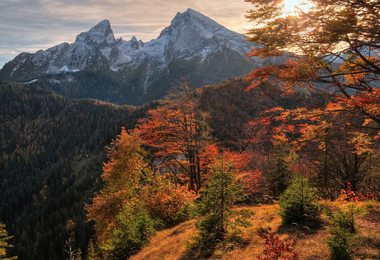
[138,84,216,191]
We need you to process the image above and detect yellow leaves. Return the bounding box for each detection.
[298,121,332,145]
[348,132,373,155]
[85,128,153,245]
[140,175,198,224]
[0,222,17,260]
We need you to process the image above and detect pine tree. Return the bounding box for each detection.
[0,222,17,260]
[75,248,82,260]
[196,155,249,244]
[279,175,320,225]
[86,240,98,260]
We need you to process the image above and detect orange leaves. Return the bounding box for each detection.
[326,102,344,112]
[140,176,198,225]
[339,90,380,118]
[218,150,262,196]
[85,190,131,242]
[245,100,370,154]
[138,107,186,153]
[246,54,321,93]
[85,128,149,244]
[245,0,380,128]
[138,96,212,191]
[272,133,290,146]
[102,128,145,191]
[337,183,365,203]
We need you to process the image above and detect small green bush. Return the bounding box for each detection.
[279,175,320,225]
[325,206,360,260]
[99,202,157,259]
[326,206,359,233]
[326,227,354,260]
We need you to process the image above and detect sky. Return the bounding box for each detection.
[0,0,254,69]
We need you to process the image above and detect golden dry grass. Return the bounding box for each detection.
[129,201,380,260]
[129,220,198,260]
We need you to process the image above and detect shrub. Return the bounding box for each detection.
[98,201,157,259]
[279,175,320,225]
[326,227,355,260]
[325,206,360,260]
[140,175,198,228]
[257,228,299,260]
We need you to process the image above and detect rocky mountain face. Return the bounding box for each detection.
[0,8,261,105]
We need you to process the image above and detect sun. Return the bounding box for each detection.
[282,0,313,14]
[283,0,298,12]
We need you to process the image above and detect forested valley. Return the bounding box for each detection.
[0,78,305,259]
[0,82,158,259]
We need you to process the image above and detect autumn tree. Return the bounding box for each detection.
[302,112,379,195]
[138,83,216,191]
[0,222,17,260]
[245,0,380,143]
[139,176,198,227]
[85,128,157,258]
[85,127,198,257]
[242,113,296,198]
[260,104,380,195]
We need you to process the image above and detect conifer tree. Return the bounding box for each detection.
[279,175,320,225]
[86,240,98,260]
[196,155,249,244]
[0,222,17,260]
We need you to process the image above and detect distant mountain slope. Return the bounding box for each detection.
[198,78,306,149]
[0,9,260,105]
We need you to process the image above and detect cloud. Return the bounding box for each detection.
[0,0,253,68]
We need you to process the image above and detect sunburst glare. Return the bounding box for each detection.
[282,0,313,14]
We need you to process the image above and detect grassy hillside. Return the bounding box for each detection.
[130,201,380,260]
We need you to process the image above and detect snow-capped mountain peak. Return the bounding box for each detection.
[0,9,259,106]
[75,19,114,45]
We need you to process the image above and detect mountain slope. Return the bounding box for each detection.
[129,202,380,260]
[0,81,158,260]
[0,9,259,105]
[0,77,307,259]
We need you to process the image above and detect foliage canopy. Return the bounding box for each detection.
[245,0,380,138]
